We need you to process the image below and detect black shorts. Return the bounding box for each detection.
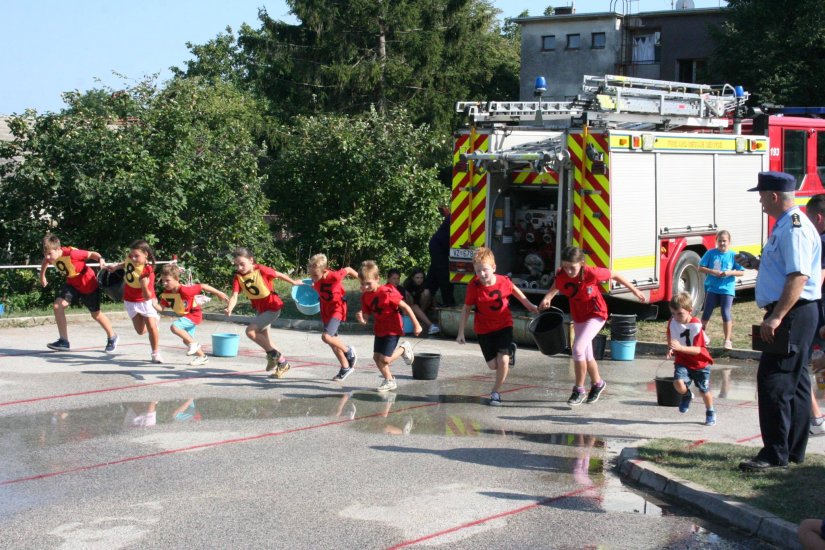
[57,284,101,313]
[373,335,401,358]
[477,326,514,363]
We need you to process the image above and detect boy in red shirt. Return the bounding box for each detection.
[224,247,303,377]
[40,234,118,352]
[356,260,421,392]
[308,254,360,381]
[154,264,228,366]
[457,247,538,406]
[667,292,716,426]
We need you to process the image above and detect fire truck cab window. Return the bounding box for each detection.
[783,129,806,188]
[817,131,825,186]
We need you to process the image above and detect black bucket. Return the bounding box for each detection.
[412,353,440,380]
[528,308,568,356]
[592,333,607,360]
[610,313,637,341]
[655,377,682,407]
[97,268,125,302]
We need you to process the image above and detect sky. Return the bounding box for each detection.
[1,0,727,115]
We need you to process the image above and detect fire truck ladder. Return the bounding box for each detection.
[460,136,569,173]
[456,74,749,130]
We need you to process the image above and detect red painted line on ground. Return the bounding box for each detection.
[385,485,597,549]
[736,434,762,443]
[686,439,708,450]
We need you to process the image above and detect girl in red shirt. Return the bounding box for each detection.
[539,246,646,406]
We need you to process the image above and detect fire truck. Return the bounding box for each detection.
[448,75,825,314]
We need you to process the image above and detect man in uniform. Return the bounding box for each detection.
[737,171,821,472]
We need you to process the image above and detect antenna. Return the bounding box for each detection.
[675,0,695,9]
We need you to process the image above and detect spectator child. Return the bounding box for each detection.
[224,247,303,378]
[667,292,716,426]
[457,247,539,406]
[540,246,646,406]
[153,264,228,366]
[356,260,422,392]
[404,267,440,335]
[39,234,118,352]
[308,253,359,381]
[698,230,745,350]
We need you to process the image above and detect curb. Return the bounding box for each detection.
[616,447,801,549]
[0,311,131,329]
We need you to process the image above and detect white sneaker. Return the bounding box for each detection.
[151,352,164,364]
[187,342,202,356]
[723,339,733,350]
[811,417,825,436]
[377,378,397,392]
[428,324,441,335]
[399,341,414,365]
[189,355,209,366]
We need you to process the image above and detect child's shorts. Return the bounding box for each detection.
[250,309,281,330]
[674,365,711,394]
[373,335,401,358]
[172,317,198,337]
[323,317,342,337]
[57,284,101,313]
[477,326,514,363]
[125,300,159,320]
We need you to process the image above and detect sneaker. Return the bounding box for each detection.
[811,416,825,436]
[47,338,70,351]
[265,352,280,372]
[104,334,119,353]
[399,341,414,365]
[508,342,517,367]
[151,352,164,364]
[489,391,502,406]
[705,409,717,426]
[345,346,357,370]
[189,355,209,366]
[377,378,397,392]
[585,381,606,404]
[567,389,586,406]
[402,417,414,434]
[270,360,291,379]
[723,339,733,350]
[332,367,354,382]
[428,324,441,335]
[186,342,202,356]
[678,390,693,413]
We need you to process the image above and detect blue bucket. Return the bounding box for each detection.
[610,339,636,361]
[212,333,240,357]
[291,278,320,316]
[0,303,5,317]
[402,315,414,335]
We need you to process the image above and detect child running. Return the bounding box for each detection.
[224,247,303,378]
[307,253,359,381]
[667,292,716,426]
[105,239,161,362]
[154,264,228,366]
[539,246,645,406]
[39,234,118,352]
[698,230,745,350]
[356,260,422,392]
[457,247,538,406]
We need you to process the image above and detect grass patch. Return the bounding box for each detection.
[637,438,825,524]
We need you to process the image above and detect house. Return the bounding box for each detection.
[517,5,726,100]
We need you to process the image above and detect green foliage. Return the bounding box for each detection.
[0,77,279,286]
[710,0,825,105]
[268,108,449,270]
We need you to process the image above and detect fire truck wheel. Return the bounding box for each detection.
[672,250,705,313]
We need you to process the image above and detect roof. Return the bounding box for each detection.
[514,7,725,24]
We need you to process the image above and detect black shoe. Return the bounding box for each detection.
[47,338,70,351]
[567,389,586,406]
[585,381,606,404]
[738,459,788,473]
[509,342,517,367]
[345,346,357,369]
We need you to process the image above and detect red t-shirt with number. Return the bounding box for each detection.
[313,268,347,324]
[667,316,713,369]
[55,247,98,294]
[553,266,611,323]
[159,283,203,324]
[360,284,404,337]
[122,259,155,302]
[464,275,514,335]
[232,264,284,313]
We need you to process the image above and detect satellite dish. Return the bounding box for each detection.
[675,0,695,8]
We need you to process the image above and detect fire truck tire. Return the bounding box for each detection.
[672,250,705,313]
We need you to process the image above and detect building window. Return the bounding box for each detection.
[541,35,556,51]
[632,31,660,63]
[566,33,581,50]
[591,32,606,49]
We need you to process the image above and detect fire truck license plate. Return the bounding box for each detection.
[449,248,474,260]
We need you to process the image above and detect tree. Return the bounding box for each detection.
[267,108,449,270]
[0,77,277,283]
[710,0,825,106]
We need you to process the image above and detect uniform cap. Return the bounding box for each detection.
[748,171,796,192]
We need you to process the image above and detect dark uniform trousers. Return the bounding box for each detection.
[756,301,816,465]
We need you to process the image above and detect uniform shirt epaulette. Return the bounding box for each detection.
[792,213,801,227]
